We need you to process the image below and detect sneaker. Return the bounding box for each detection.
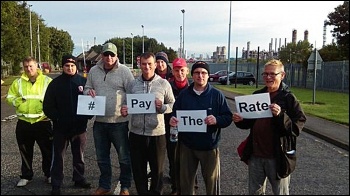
[51,186,61,195]
[17,179,32,187]
[119,189,129,195]
[170,189,178,195]
[91,187,112,195]
[46,177,51,184]
[74,180,91,188]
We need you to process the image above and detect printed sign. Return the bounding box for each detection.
[235,93,272,119]
[77,95,106,116]
[126,93,156,114]
[176,110,207,132]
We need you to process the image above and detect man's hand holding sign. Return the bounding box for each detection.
[234,93,275,119]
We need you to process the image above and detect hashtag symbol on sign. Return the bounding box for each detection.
[88,101,95,110]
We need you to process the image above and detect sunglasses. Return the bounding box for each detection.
[103,52,116,57]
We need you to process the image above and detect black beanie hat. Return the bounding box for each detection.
[61,54,77,67]
[191,61,210,76]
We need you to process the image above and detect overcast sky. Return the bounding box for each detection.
[28,1,343,58]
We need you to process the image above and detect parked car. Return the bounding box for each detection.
[218,71,256,85]
[209,70,233,82]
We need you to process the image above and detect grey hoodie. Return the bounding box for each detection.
[125,74,175,136]
[84,60,134,123]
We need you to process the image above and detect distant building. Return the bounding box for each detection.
[212,46,226,63]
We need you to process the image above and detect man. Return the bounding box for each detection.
[169,61,233,195]
[167,57,191,195]
[232,59,306,195]
[6,56,53,187]
[121,52,175,195]
[43,54,92,195]
[84,42,134,195]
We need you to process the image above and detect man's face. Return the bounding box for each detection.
[62,63,77,76]
[192,68,209,86]
[140,56,156,76]
[102,51,117,68]
[173,66,189,82]
[23,60,38,77]
[262,65,285,91]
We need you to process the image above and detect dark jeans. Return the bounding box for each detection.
[50,130,87,187]
[129,132,166,195]
[93,121,132,190]
[15,119,53,180]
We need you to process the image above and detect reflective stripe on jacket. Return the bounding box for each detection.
[6,70,52,124]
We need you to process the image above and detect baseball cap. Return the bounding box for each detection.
[102,42,117,55]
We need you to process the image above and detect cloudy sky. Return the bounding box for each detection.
[28,1,343,58]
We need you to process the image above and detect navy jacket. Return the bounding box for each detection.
[172,83,233,150]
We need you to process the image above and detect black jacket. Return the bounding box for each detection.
[43,72,92,136]
[235,82,306,174]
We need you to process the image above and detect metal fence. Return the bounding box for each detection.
[206,60,349,93]
[1,59,13,79]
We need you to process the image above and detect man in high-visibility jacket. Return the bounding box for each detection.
[6,56,53,187]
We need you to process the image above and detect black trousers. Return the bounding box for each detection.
[15,119,53,180]
[129,132,166,195]
[50,130,87,188]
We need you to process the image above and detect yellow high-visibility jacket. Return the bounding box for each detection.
[6,70,52,124]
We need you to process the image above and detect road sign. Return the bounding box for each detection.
[307,49,323,70]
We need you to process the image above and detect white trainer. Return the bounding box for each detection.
[46,177,51,184]
[17,179,32,187]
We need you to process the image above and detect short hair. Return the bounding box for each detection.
[23,56,37,65]
[140,52,155,62]
[264,59,284,72]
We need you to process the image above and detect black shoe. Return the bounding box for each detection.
[74,180,91,188]
[51,187,61,195]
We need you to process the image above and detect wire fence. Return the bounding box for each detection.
[207,60,349,93]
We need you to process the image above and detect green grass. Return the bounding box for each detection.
[214,84,349,126]
[2,76,20,86]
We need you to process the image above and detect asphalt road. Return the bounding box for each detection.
[1,73,349,195]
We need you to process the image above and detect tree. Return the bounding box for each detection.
[325,1,349,60]
[278,40,313,68]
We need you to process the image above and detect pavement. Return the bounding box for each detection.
[220,89,349,151]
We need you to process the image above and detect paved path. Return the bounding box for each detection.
[220,89,349,151]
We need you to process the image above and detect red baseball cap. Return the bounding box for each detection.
[172,58,187,68]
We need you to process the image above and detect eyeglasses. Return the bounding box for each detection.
[193,71,208,75]
[261,72,281,77]
[103,52,116,57]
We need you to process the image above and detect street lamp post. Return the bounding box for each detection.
[181,9,185,59]
[123,39,125,64]
[37,19,41,67]
[131,33,134,68]
[29,4,33,57]
[141,25,144,53]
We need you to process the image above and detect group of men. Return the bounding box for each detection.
[6,42,306,195]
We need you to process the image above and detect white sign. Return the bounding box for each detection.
[176,110,207,132]
[77,95,106,116]
[126,93,156,114]
[235,93,272,119]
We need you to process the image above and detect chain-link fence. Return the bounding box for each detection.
[207,60,349,93]
[1,59,13,79]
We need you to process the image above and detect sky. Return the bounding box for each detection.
[27,1,343,59]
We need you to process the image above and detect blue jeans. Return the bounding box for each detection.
[93,121,132,190]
